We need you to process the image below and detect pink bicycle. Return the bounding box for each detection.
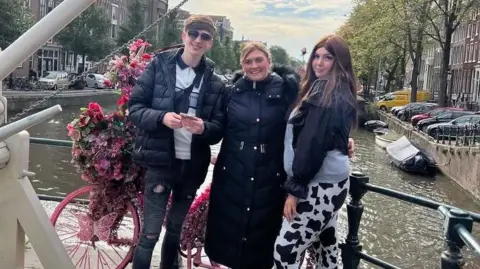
[49,162,227,269]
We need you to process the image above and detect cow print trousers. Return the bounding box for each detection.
[273,178,349,269]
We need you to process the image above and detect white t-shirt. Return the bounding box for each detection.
[173,59,204,160]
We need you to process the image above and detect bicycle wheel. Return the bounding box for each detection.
[50,185,140,269]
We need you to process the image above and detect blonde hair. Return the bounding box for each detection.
[240,41,272,63]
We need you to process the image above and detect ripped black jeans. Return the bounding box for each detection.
[132,159,197,269]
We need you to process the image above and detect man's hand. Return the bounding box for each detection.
[348,138,355,158]
[181,116,205,135]
[283,194,298,223]
[162,112,183,129]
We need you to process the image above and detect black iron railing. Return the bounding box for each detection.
[340,172,480,269]
[435,125,480,147]
[30,137,480,268]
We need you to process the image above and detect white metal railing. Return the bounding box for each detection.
[0,105,73,269]
[0,0,97,268]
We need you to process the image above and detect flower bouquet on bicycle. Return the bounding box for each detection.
[50,40,152,268]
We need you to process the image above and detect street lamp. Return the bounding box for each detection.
[301,47,307,64]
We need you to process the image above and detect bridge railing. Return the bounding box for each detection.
[30,137,480,268]
[340,172,480,269]
[0,106,76,269]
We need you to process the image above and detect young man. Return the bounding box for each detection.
[128,15,225,269]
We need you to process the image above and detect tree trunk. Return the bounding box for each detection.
[410,29,426,102]
[410,45,423,102]
[438,13,454,107]
[397,45,407,89]
[386,58,400,93]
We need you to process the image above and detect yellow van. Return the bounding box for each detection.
[375,90,432,111]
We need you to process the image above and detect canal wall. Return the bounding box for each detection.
[3,90,118,112]
[378,112,480,201]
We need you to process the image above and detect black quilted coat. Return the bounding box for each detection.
[205,66,300,269]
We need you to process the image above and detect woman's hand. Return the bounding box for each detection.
[283,194,298,223]
[348,138,355,158]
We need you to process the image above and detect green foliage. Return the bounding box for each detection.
[117,0,145,47]
[222,37,237,72]
[207,36,226,71]
[338,0,433,93]
[159,9,182,48]
[270,45,290,66]
[57,5,113,62]
[0,0,34,49]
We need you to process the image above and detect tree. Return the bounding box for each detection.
[159,9,182,48]
[117,0,145,48]
[338,0,407,94]
[222,36,237,72]
[270,45,290,65]
[423,0,476,106]
[339,0,430,97]
[397,0,432,102]
[57,5,113,73]
[208,37,226,72]
[0,0,34,49]
[231,40,242,70]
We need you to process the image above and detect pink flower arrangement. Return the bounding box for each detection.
[67,39,152,223]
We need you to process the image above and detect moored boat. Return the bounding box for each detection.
[374,128,401,149]
[385,136,437,175]
[365,120,388,132]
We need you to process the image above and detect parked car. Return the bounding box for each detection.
[391,105,405,116]
[417,111,474,133]
[397,103,438,121]
[38,71,69,90]
[393,102,423,117]
[85,73,110,89]
[411,107,464,127]
[375,90,431,111]
[426,115,480,139]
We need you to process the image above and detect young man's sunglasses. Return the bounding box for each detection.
[188,30,213,41]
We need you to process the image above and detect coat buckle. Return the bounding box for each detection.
[260,144,266,153]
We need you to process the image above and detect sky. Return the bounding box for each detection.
[169,0,354,59]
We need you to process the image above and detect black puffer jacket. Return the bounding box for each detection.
[128,47,225,187]
[205,66,299,269]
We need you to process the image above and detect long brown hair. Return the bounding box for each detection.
[294,34,357,112]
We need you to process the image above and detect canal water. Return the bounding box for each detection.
[22,102,480,268]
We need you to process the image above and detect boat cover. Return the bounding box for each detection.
[386,136,419,162]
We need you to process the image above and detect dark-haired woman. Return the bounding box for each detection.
[274,34,358,269]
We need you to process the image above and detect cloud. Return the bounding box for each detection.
[169,0,354,58]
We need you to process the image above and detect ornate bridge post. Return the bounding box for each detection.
[340,171,369,269]
[439,207,473,269]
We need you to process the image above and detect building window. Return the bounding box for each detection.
[111,24,117,39]
[47,0,54,13]
[474,43,477,62]
[112,4,118,21]
[40,0,46,18]
[466,44,470,63]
